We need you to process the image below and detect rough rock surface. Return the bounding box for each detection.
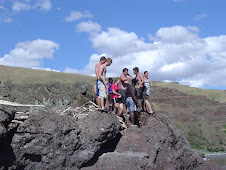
[83,112,220,170]
[10,111,120,169]
[0,82,93,106]
[0,107,220,169]
[0,106,16,169]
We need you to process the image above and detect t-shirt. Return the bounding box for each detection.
[108,83,113,98]
[108,83,113,93]
[112,84,120,99]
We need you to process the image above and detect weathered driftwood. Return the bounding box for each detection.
[11,120,24,124]
[14,116,29,120]
[0,100,45,107]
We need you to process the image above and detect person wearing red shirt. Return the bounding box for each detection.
[112,78,124,118]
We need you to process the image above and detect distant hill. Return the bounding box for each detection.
[154,81,226,103]
[0,65,225,152]
[0,65,96,84]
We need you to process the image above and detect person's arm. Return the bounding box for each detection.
[150,81,153,87]
[99,65,107,84]
[120,75,130,81]
[93,85,97,95]
[112,85,121,97]
[112,89,121,97]
[95,64,99,79]
[127,73,134,79]
[138,73,144,88]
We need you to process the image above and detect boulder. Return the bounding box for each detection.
[11,110,120,169]
[84,112,220,170]
[0,105,16,169]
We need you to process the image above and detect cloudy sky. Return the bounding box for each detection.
[1,0,226,89]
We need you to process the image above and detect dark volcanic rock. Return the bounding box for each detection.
[0,106,220,169]
[0,106,16,169]
[11,111,120,169]
[84,112,220,170]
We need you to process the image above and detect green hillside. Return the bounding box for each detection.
[154,81,226,103]
[0,65,96,84]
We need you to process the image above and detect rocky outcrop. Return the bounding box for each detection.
[0,107,220,169]
[83,112,220,170]
[0,82,93,106]
[0,106,17,169]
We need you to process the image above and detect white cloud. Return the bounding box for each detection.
[12,0,52,12]
[12,1,31,12]
[89,27,153,56]
[156,26,199,44]
[76,20,101,33]
[65,11,93,22]
[71,24,226,89]
[0,5,6,10]
[32,67,60,72]
[64,67,79,74]
[34,0,52,11]
[194,13,208,21]
[0,39,59,68]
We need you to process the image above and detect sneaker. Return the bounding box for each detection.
[150,111,155,116]
[117,116,123,121]
[101,108,109,113]
[130,124,138,128]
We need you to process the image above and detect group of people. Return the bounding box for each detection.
[94,56,154,126]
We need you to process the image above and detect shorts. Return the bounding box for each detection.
[137,87,147,100]
[98,80,108,98]
[120,89,127,104]
[96,80,99,96]
[126,97,138,112]
[113,97,123,104]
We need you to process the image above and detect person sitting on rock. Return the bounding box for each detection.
[112,78,124,119]
[107,77,114,112]
[125,78,140,127]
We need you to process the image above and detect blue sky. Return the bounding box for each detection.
[0,0,226,89]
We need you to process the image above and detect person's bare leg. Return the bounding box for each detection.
[141,100,145,111]
[119,104,124,117]
[130,111,135,125]
[115,103,119,115]
[97,98,101,109]
[100,98,105,110]
[104,98,107,109]
[145,100,153,113]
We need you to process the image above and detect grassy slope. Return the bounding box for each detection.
[154,81,226,103]
[0,65,96,84]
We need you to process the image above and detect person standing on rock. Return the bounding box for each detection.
[125,78,140,126]
[133,67,145,111]
[143,71,154,115]
[95,56,106,110]
[98,57,112,112]
[107,77,114,112]
[120,68,134,105]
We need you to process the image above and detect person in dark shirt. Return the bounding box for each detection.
[107,77,114,112]
[125,78,140,126]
